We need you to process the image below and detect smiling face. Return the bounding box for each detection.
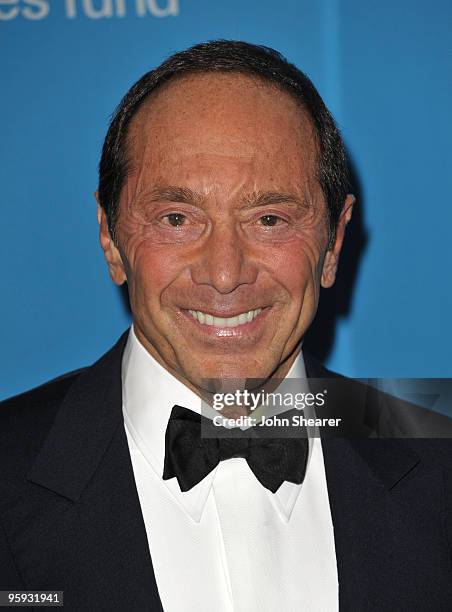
[98,73,353,392]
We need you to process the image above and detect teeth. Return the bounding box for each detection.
[188,308,262,328]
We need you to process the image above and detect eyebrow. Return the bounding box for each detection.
[145,186,205,206]
[241,190,311,210]
[143,185,311,210]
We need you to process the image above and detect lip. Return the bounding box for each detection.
[180,306,271,337]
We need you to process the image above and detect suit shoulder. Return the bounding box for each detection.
[0,369,86,475]
[404,437,452,468]
[0,368,85,418]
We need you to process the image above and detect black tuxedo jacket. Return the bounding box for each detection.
[1,332,452,611]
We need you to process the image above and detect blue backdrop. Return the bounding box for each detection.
[1,0,451,400]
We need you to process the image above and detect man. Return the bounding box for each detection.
[1,41,451,611]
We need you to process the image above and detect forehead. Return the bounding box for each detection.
[125,72,319,193]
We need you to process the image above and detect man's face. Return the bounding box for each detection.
[98,73,352,392]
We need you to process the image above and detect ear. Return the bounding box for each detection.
[95,192,127,286]
[321,194,355,289]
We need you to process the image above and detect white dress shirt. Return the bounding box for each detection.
[122,326,338,611]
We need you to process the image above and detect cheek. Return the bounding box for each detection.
[267,238,323,296]
[122,238,187,309]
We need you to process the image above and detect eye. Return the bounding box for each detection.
[163,213,186,227]
[260,214,284,227]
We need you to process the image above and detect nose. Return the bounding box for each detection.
[190,221,258,294]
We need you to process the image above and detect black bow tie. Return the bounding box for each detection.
[163,405,309,493]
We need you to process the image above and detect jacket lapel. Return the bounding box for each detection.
[2,333,163,611]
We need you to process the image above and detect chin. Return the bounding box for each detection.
[191,360,274,384]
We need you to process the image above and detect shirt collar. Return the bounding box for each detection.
[122,326,312,523]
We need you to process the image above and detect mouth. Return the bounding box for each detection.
[180,306,270,338]
[187,307,262,328]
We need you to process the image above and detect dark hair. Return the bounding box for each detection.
[98,40,349,247]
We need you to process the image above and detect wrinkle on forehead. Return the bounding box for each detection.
[122,156,323,221]
[121,72,322,214]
